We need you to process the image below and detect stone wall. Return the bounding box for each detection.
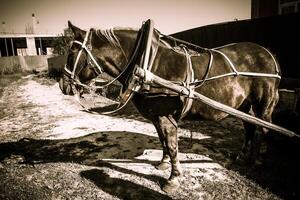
[0,55,53,74]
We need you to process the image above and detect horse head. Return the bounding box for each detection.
[59,21,130,95]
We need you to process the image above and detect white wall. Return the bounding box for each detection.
[25,37,37,56]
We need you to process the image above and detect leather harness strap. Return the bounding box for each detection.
[180,46,195,118]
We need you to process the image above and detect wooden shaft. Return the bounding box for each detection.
[135,68,299,138]
[142,19,154,70]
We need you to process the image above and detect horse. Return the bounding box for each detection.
[59,20,281,192]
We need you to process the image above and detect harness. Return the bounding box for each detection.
[64,19,281,117]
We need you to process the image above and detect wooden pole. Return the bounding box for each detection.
[142,19,154,70]
[135,67,299,138]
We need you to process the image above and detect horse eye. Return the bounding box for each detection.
[69,42,81,52]
[70,48,77,53]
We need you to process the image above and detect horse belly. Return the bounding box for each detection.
[187,79,249,121]
[133,94,184,120]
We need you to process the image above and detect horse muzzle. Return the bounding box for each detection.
[59,76,74,95]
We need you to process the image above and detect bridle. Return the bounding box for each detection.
[64,29,102,80]
[63,29,130,92]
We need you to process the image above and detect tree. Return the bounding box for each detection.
[52,28,74,55]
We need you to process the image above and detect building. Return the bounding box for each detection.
[0,13,59,57]
[0,34,58,57]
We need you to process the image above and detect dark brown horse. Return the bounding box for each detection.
[59,21,281,192]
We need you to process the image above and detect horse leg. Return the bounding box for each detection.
[153,120,170,170]
[238,101,257,163]
[244,121,260,164]
[239,101,256,153]
[249,89,279,163]
[157,115,182,193]
[256,90,279,155]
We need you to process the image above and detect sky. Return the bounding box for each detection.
[0,0,251,35]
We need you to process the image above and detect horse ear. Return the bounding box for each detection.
[68,20,86,40]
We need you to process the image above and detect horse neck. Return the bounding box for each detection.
[114,29,139,60]
[97,28,139,85]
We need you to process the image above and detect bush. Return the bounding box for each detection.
[0,63,22,75]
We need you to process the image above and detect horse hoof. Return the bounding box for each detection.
[162,178,180,193]
[155,162,170,170]
[236,152,255,166]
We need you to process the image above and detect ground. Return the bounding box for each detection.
[0,73,299,200]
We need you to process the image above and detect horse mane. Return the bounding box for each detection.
[95,27,139,61]
[95,27,137,45]
[95,28,122,48]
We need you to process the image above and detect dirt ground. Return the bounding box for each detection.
[0,73,299,200]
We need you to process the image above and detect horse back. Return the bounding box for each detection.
[189,42,281,120]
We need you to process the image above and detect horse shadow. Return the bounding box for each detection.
[0,131,204,199]
[80,168,171,200]
[0,111,299,199]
